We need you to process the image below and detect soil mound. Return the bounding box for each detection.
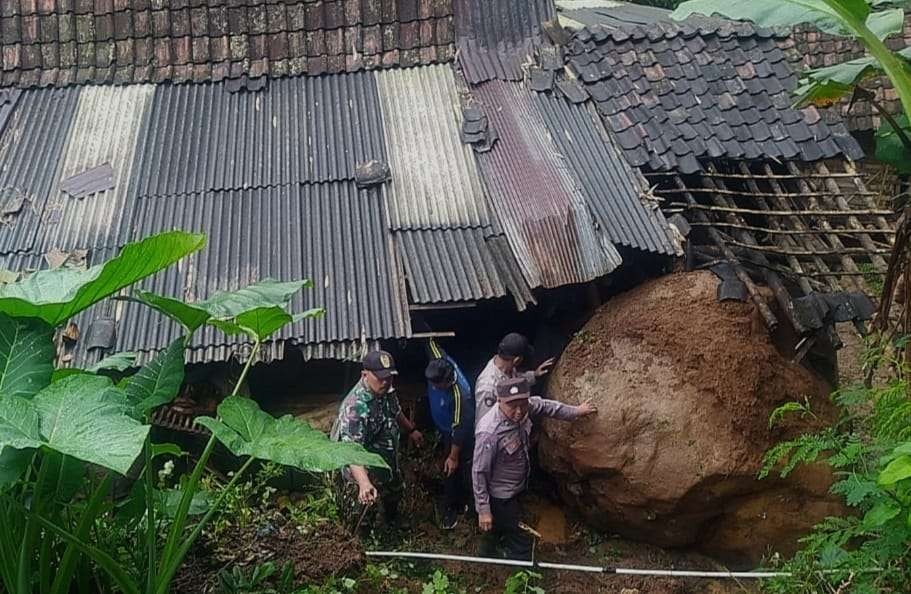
[539,271,842,566]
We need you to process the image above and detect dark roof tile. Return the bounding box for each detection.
[2,0,457,87]
[565,19,860,168]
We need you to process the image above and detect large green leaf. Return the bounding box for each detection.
[0,448,31,491]
[875,113,911,173]
[87,352,138,373]
[196,396,389,472]
[132,291,210,334]
[672,0,868,37]
[0,231,205,327]
[863,499,902,527]
[199,280,312,319]
[0,395,42,451]
[122,338,185,416]
[208,307,324,341]
[866,7,905,38]
[36,452,84,504]
[135,280,321,342]
[879,454,911,485]
[0,314,54,400]
[795,47,911,105]
[32,375,149,475]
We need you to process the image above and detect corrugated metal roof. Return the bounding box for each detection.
[0,87,80,254]
[454,0,555,47]
[130,183,409,344]
[456,38,541,84]
[555,0,673,29]
[471,81,622,289]
[131,72,387,197]
[375,65,491,230]
[52,182,409,366]
[532,93,678,255]
[34,85,154,253]
[396,227,508,303]
[453,0,554,83]
[0,90,21,136]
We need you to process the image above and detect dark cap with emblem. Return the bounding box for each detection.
[362,350,398,379]
[497,332,530,359]
[497,377,531,402]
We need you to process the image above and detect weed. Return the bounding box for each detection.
[503,570,545,594]
[422,569,459,594]
[217,561,295,594]
[858,262,885,297]
[758,346,911,593]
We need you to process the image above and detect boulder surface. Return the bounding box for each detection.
[539,271,842,566]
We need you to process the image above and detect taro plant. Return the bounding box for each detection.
[0,231,388,594]
[672,0,911,173]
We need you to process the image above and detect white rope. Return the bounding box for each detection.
[365,551,793,578]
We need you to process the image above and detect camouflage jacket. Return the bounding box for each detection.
[331,380,402,466]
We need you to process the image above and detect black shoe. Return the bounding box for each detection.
[440,507,459,530]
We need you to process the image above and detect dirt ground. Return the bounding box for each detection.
[175,433,760,594]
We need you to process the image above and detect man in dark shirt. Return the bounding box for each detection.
[425,339,475,530]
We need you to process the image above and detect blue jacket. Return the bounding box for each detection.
[426,341,475,447]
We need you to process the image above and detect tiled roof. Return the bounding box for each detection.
[560,21,863,173]
[792,14,911,132]
[0,0,455,87]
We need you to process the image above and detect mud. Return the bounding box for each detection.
[173,512,363,593]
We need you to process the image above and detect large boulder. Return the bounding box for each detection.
[538,271,843,566]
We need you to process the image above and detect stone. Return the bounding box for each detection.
[539,271,842,567]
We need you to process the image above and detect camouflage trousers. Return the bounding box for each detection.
[335,463,405,535]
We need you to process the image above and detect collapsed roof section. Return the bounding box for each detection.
[647,159,892,350]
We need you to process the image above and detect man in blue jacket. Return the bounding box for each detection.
[425,339,475,530]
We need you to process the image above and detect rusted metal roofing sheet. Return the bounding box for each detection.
[532,93,677,255]
[132,72,387,197]
[375,65,490,230]
[34,85,154,253]
[471,81,621,289]
[0,87,80,255]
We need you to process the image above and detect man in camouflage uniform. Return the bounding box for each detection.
[331,350,424,534]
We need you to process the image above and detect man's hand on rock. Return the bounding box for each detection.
[535,357,556,378]
[478,512,493,532]
[577,400,598,417]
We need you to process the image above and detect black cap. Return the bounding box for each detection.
[497,377,531,402]
[362,350,398,379]
[425,358,454,384]
[497,333,530,359]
